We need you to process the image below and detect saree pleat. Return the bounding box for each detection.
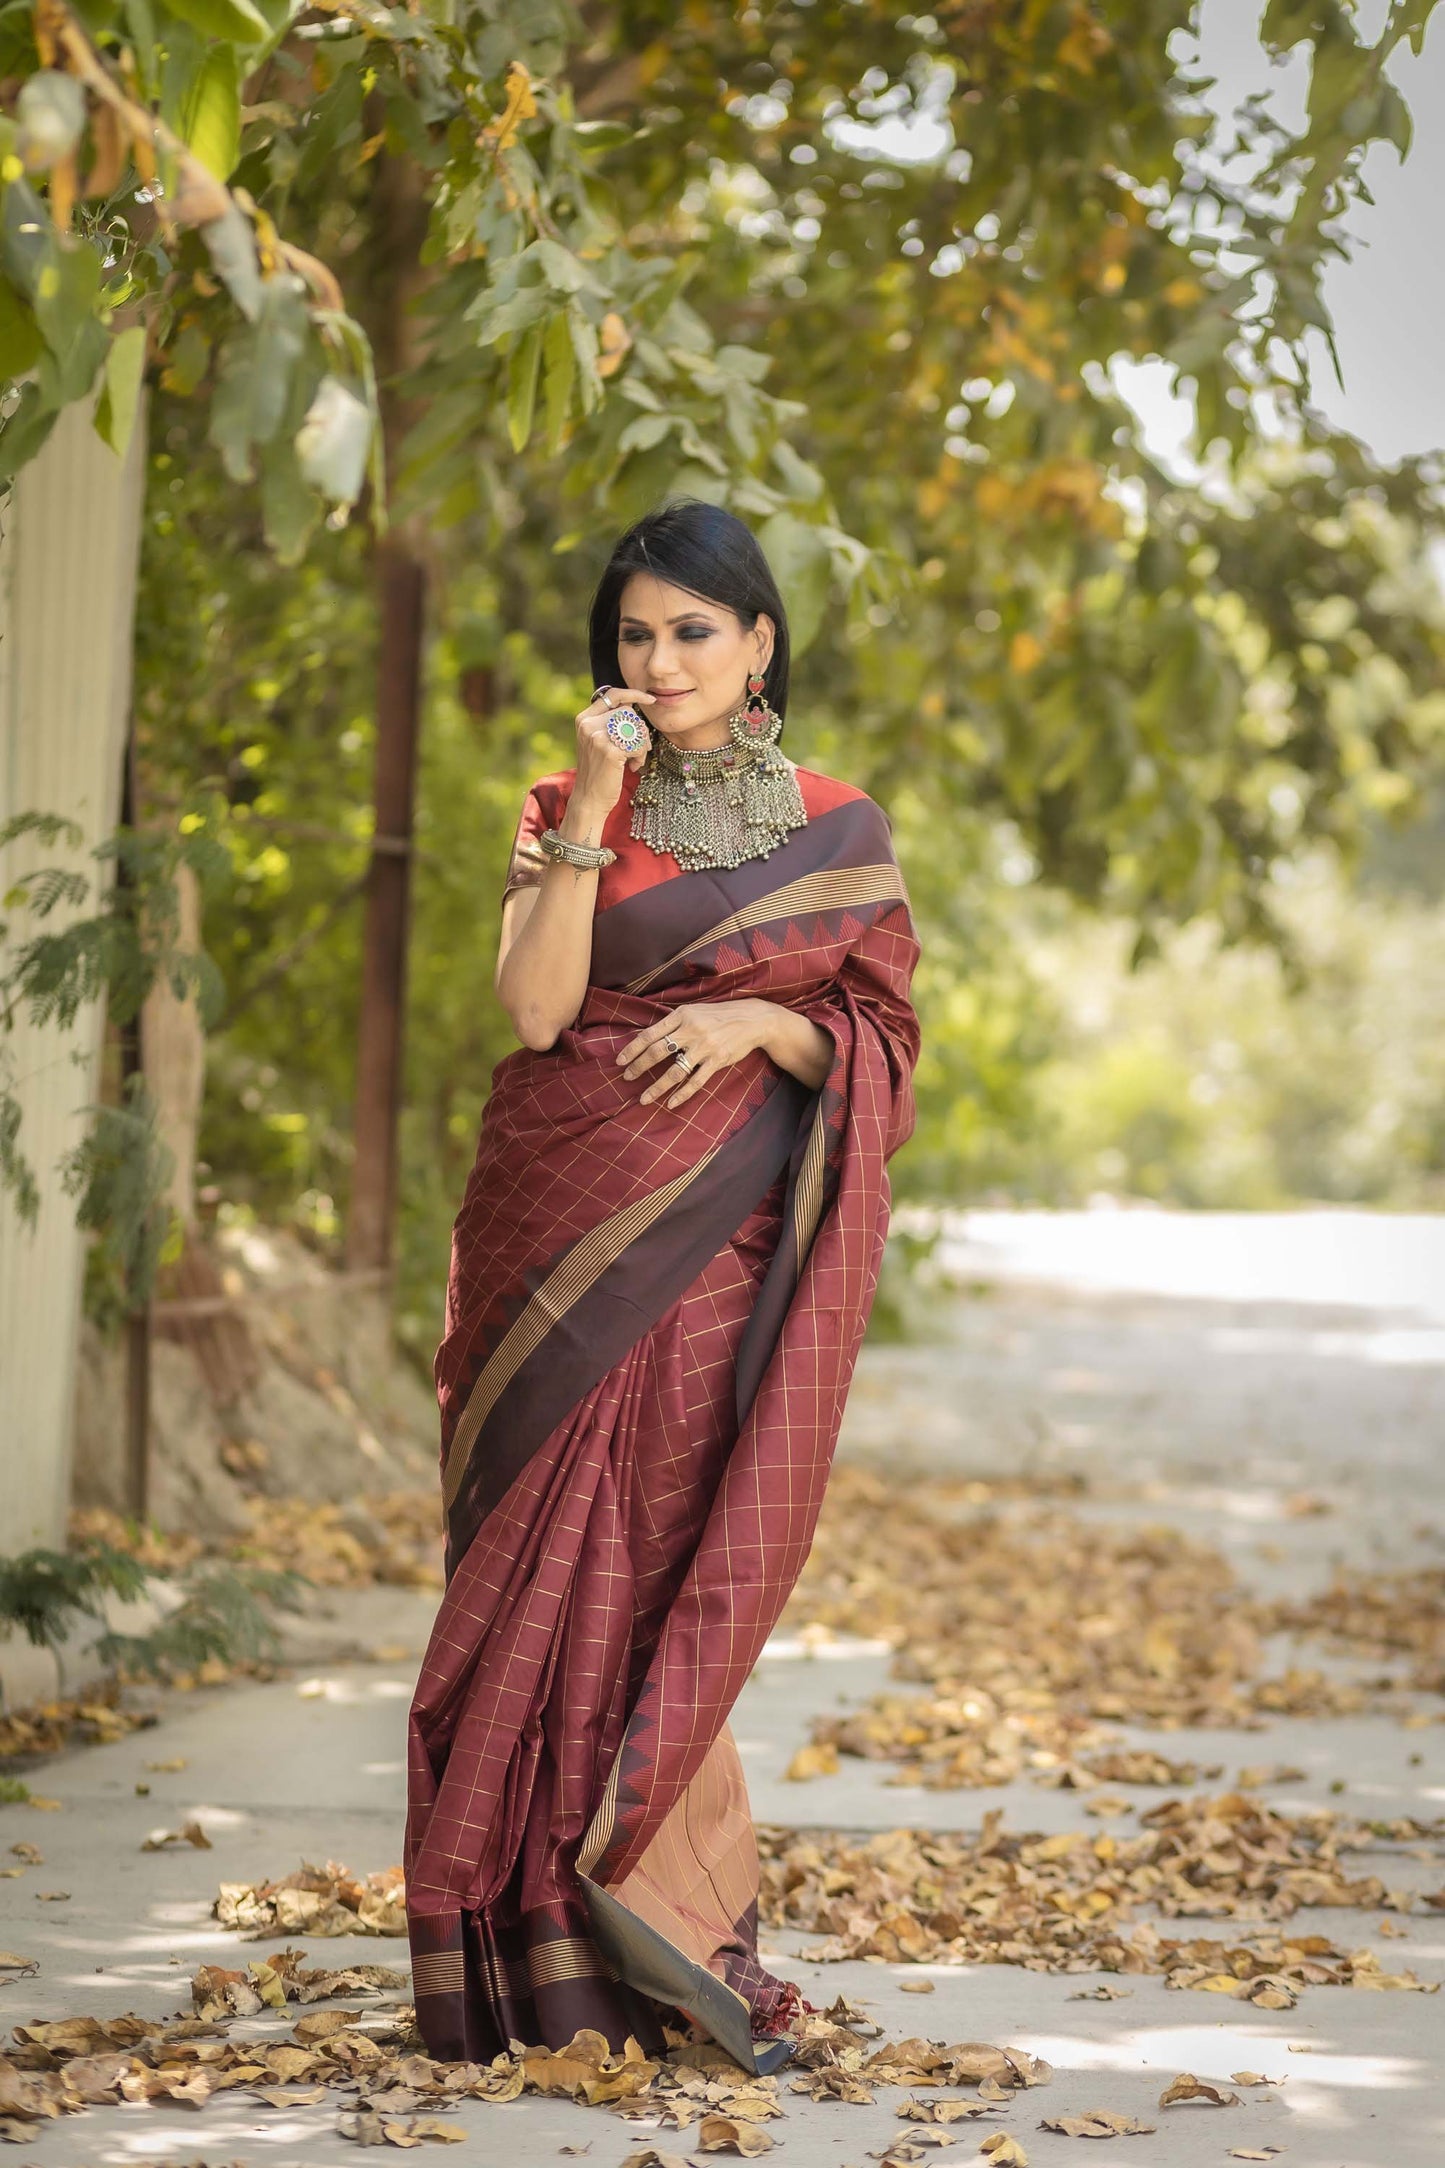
[408,1182,790,2057]
[407,768,919,2069]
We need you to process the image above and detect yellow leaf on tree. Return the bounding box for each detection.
[485,61,537,153]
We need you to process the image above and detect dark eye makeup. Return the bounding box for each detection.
[619,620,716,642]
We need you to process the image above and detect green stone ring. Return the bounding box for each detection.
[605,707,649,755]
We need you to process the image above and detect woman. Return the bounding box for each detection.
[405,499,919,2076]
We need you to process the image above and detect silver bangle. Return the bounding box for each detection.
[538,826,616,871]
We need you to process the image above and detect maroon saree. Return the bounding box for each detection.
[405,762,919,2072]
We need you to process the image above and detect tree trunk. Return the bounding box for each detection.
[347,533,426,1271]
[345,145,430,1276]
[140,856,205,1226]
[118,734,152,1519]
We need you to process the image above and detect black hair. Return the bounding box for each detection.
[587,498,791,724]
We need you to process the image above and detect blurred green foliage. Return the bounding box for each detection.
[95,2,1445,1370]
[1009,862,1445,1211]
[133,405,1445,1373]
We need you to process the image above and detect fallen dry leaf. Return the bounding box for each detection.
[1075,1750,1221,1788]
[142,1821,212,1852]
[34,1890,69,1902]
[697,2112,774,2154]
[979,2136,1029,2165]
[757,1797,1441,1993]
[9,1845,42,1866]
[215,1861,407,1938]
[778,1469,1441,1795]
[338,2107,468,2146]
[898,1979,936,1994]
[784,1742,840,1782]
[145,1757,189,1773]
[1227,2151,1283,2161]
[874,2133,959,2159]
[1158,2073,1242,2108]
[1040,2110,1155,2137]
[792,2066,875,2105]
[1231,2072,1284,2087]
[295,2009,364,2042]
[897,2098,995,2125]
[69,1491,443,1599]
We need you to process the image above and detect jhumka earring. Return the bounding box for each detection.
[728,671,784,753]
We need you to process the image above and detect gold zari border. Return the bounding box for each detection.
[442,1141,722,1509]
[624,862,908,994]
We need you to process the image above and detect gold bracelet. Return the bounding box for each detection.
[538,826,616,871]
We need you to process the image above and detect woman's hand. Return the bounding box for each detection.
[617,999,834,1107]
[571,686,656,823]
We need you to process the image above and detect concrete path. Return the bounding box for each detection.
[3,1252,1443,2168]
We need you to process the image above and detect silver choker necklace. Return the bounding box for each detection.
[630,691,807,873]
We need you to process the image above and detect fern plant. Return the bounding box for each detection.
[0,804,227,1307]
[0,1540,302,1702]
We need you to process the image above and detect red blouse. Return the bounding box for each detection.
[503,761,874,911]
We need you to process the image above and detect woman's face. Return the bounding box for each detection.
[614,573,774,747]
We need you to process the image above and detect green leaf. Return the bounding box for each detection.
[0,175,58,305]
[178,43,241,180]
[506,321,542,453]
[617,409,672,453]
[94,322,147,456]
[29,232,106,401]
[208,274,307,482]
[120,0,157,75]
[468,278,548,347]
[0,271,43,379]
[162,0,270,44]
[771,438,825,504]
[0,378,58,484]
[160,318,209,396]
[535,237,602,296]
[201,198,262,321]
[1305,26,1370,131]
[542,308,575,450]
[1370,79,1412,157]
[757,512,833,655]
[71,0,123,30]
[260,433,320,562]
[294,65,365,191]
[571,119,632,148]
[1259,0,1322,52]
[568,308,602,414]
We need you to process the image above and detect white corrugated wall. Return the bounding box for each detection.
[0,397,147,1549]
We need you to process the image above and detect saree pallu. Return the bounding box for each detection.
[405,767,920,2073]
